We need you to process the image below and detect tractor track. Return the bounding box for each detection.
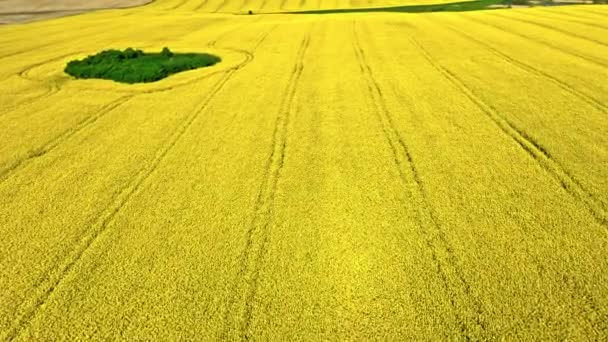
[517,10,608,32]
[0,19,265,187]
[165,0,189,10]
[0,13,167,62]
[202,26,277,153]
[0,41,67,61]
[411,35,608,224]
[0,95,133,185]
[440,20,608,117]
[0,12,132,44]
[214,0,228,12]
[353,21,488,341]
[1,66,236,342]
[63,46,252,96]
[388,19,608,334]
[194,0,209,11]
[408,35,607,225]
[434,20,608,214]
[386,19,608,336]
[462,15,608,70]
[221,31,311,341]
[581,9,608,18]
[409,32,608,331]
[0,52,82,118]
[543,9,608,21]
[240,33,310,338]
[1,11,222,88]
[0,85,59,118]
[490,12,608,49]
[0,25,269,342]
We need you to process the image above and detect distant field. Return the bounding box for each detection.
[0,0,151,24]
[1,0,608,340]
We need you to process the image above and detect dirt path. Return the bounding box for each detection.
[0,0,152,24]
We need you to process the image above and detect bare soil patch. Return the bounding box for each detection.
[0,0,152,24]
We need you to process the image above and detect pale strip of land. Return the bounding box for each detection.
[0,0,152,24]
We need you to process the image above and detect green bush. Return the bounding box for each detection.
[161,47,173,58]
[65,47,221,84]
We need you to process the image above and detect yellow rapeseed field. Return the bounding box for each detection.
[1,0,608,340]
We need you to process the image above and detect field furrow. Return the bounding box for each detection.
[441,13,608,108]
[5,23,311,340]
[516,9,608,35]
[462,12,608,69]
[222,30,311,340]
[0,94,133,183]
[437,19,608,115]
[490,11,608,48]
[0,75,227,341]
[246,19,462,340]
[419,14,608,216]
[410,35,607,225]
[403,41,608,320]
[0,21,272,339]
[358,17,608,338]
[353,21,489,340]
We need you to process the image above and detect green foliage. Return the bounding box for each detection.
[65,47,221,84]
[161,47,174,58]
